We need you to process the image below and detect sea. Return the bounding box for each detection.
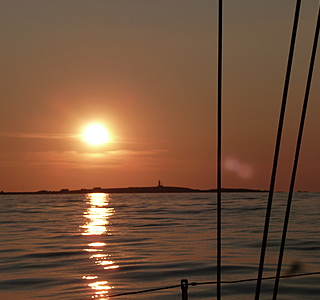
[0,192,319,300]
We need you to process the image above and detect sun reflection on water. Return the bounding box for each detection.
[81,193,119,299]
[81,193,114,236]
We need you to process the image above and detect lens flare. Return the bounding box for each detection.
[225,157,253,179]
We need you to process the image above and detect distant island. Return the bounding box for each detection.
[0,181,267,195]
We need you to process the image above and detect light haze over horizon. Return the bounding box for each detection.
[0,1,319,192]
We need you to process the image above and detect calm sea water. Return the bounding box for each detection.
[0,192,319,299]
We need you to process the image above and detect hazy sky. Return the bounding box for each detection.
[0,0,319,192]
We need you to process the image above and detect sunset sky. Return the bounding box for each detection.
[0,1,319,192]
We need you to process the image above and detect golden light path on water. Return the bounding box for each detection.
[81,193,119,299]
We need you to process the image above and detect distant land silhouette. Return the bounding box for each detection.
[0,182,267,195]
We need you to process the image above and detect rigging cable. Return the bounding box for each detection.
[273,3,320,300]
[216,0,223,299]
[106,271,320,298]
[254,1,302,299]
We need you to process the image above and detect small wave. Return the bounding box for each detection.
[132,222,180,228]
[0,277,56,290]
[21,250,84,259]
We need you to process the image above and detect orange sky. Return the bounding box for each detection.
[0,1,319,192]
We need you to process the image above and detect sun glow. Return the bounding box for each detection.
[83,124,110,145]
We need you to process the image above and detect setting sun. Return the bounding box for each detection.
[83,124,110,145]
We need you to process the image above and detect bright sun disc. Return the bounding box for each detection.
[84,124,110,145]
